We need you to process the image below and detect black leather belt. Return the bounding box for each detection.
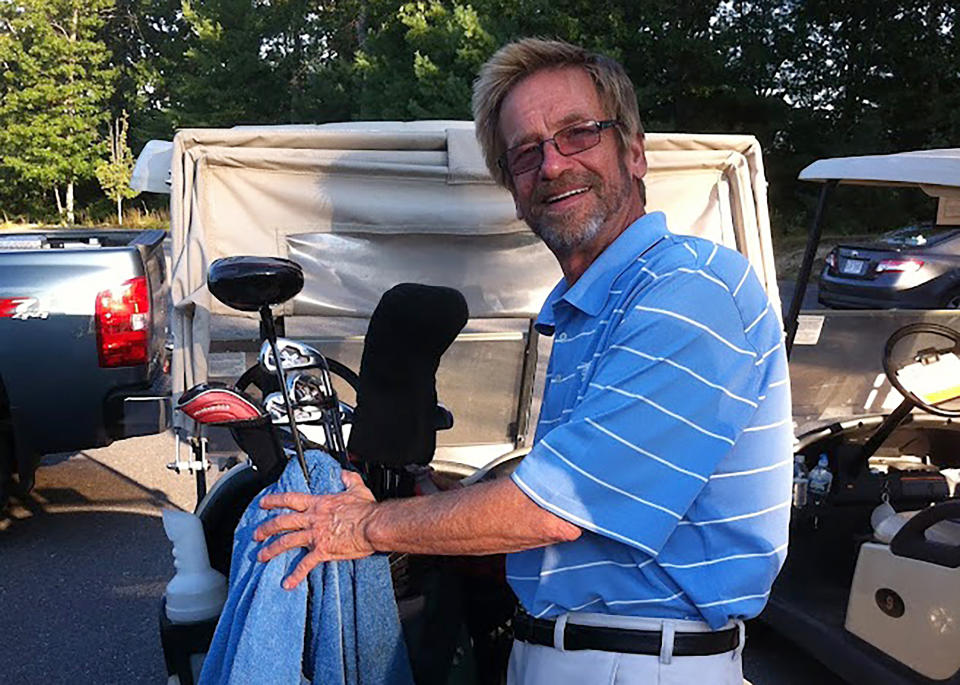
[513,611,739,656]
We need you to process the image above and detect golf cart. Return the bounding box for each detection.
[140,122,780,684]
[773,149,960,683]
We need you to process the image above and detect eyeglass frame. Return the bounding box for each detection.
[498,119,621,177]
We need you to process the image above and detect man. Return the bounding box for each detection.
[254,38,792,684]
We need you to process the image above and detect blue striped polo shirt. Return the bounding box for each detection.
[508,211,792,630]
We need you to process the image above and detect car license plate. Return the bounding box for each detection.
[840,259,867,275]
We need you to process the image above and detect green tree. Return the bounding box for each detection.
[785,0,959,152]
[101,0,185,150]
[163,0,365,127]
[771,0,960,232]
[352,1,495,119]
[0,0,116,224]
[96,111,139,224]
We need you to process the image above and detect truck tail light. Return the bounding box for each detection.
[96,276,150,367]
[876,258,924,273]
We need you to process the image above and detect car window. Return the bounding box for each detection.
[879,224,958,247]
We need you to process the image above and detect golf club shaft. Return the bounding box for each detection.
[260,307,311,481]
[316,367,349,467]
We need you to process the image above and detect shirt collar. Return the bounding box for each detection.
[535,212,669,334]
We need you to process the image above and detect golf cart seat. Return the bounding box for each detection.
[845,499,960,680]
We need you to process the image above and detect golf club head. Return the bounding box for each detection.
[287,370,326,403]
[176,383,266,425]
[263,391,323,425]
[339,401,355,424]
[259,337,325,373]
[263,392,286,423]
[288,370,354,429]
[273,373,355,424]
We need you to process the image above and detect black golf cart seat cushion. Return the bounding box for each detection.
[348,283,468,467]
[207,256,304,312]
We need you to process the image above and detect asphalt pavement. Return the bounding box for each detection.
[0,432,205,683]
[779,279,820,315]
[0,431,845,684]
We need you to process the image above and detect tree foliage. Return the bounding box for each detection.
[0,0,115,221]
[349,1,494,119]
[157,0,366,127]
[100,0,185,150]
[0,0,957,230]
[96,110,139,224]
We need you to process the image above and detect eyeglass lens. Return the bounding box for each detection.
[506,121,604,175]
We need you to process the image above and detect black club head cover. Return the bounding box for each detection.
[348,283,468,466]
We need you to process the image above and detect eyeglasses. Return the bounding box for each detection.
[499,120,620,176]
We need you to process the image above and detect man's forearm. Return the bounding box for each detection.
[254,470,582,589]
[364,476,581,555]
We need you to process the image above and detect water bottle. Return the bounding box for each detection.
[808,454,833,502]
[792,455,808,508]
[161,510,228,685]
[162,509,227,623]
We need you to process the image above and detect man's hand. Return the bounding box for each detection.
[254,470,378,590]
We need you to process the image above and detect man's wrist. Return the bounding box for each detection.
[360,501,389,553]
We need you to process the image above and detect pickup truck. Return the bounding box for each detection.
[0,229,170,504]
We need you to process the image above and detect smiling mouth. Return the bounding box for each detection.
[545,187,589,204]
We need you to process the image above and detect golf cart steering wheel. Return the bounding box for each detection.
[883,322,960,418]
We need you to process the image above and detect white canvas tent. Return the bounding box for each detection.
[160,122,779,461]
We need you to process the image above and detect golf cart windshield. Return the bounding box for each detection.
[788,148,960,433]
[879,224,957,248]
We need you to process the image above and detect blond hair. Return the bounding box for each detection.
[472,38,644,189]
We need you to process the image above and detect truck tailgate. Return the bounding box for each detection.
[0,245,162,456]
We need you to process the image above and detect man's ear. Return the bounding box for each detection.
[627,134,647,182]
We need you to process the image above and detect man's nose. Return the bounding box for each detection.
[539,140,575,179]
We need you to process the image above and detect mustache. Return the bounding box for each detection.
[532,172,601,204]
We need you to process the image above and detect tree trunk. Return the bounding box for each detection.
[54,185,64,219]
[357,0,367,48]
[66,181,75,225]
[117,197,123,226]
[65,9,77,227]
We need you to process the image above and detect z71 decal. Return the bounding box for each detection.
[0,297,50,320]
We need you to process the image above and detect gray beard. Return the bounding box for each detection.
[533,212,604,256]
[528,157,633,257]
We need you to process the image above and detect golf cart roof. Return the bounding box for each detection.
[162,122,778,323]
[799,148,960,189]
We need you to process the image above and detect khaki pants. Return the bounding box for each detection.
[507,613,745,685]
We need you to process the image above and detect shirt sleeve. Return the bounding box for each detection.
[512,271,764,556]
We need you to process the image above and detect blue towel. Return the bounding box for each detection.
[198,450,414,685]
